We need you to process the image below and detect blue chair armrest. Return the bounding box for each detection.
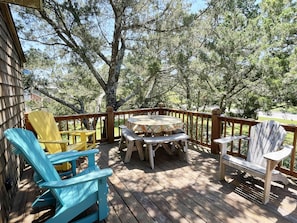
[48,149,99,164]
[39,168,113,188]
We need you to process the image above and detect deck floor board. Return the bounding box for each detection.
[9,142,297,223]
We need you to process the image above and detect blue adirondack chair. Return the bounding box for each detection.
[5,128,113,222]
[31,148,101,208]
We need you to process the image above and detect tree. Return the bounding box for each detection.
[192,0,265,117]
[23,48,100,114]
[167,9,210,111]
[16,0,297,116]
[258,0,297,110]
[119,6,210,111]
[14,0,194,112]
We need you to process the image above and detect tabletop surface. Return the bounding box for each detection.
[127,115,184,133]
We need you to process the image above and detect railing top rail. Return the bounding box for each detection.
[53,113,107,121]
[115,108,159,115]
[161,108,211,116]
[218,115,297,132]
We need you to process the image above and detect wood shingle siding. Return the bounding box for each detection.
[0,3,25,223]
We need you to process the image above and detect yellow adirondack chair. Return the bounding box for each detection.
[28,110,96,171]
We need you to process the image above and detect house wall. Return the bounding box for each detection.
[0,4,25,223]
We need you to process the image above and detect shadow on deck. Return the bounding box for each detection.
[9,142,297,223]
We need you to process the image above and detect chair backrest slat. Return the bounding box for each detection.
[4,128,62,197]
[28,110,64,153]
[247,120,286,167]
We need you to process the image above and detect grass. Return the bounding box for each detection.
[258,116,297,125]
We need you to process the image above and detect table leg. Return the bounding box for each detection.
[161,143,174,155]
[135,141,144,161]
[124,141,134,163]
[148,144,154,169]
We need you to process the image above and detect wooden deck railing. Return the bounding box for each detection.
[25,107,297,177]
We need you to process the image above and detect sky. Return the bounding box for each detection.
[190,0,208,12]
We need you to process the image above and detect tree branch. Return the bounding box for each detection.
[34,85,84,113]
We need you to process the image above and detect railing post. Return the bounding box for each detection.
[211,108,221,154]
[106,106,114,143]
[24,113,37,136]
[158,102,166,115]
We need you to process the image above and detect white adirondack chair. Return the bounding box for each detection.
[214,120,293,204]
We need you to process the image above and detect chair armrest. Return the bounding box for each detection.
[214,135,248,155]
[59,130,71,134]
[61,130,95,136]
[70,130,96,135]
[214,135,248,144]
[264,145,293,162]
[48,149,99,164]
[39,168,113,188]
[47,150,78,160]
[39,139,68,144]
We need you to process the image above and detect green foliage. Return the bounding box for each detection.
[257,0,297,111]
[14,0,297,115]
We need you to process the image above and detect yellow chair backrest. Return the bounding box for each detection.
[28,110,67,154]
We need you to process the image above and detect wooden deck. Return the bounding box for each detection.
[9,142,297,223]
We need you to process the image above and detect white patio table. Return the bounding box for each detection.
[126,115,187,169]
[126,115,184,135]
